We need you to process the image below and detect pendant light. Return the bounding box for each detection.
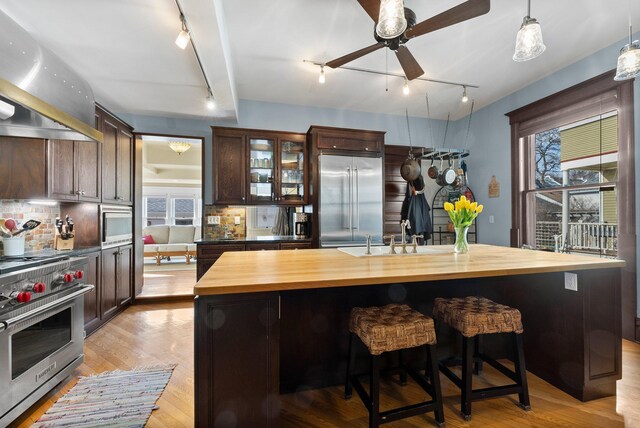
[513,0,546,62]
[376,0,407,39]
[614,17,640,81]
[402,79,410,95]
[318,65,326,84]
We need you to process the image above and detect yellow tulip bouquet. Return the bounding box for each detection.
[443,195,483,253]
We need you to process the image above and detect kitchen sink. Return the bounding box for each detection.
[337,246,452,257]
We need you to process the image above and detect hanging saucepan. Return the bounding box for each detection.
[400,153,421,182]
[452,154,462,188]
[427,157,439,180]
[435,158,445,186]
[442,153,457,186]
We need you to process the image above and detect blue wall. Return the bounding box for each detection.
[118,101,448,205]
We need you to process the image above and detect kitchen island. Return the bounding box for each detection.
[194,244,624,427]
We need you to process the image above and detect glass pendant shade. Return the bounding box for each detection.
[513,17,546,62]
[376,0,407,39]
[614,41,640,81]
[168,141,192,155]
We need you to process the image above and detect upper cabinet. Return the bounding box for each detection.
[309,125,384,154]
[212,127,308,205]
[48,139,101,202]
[97,105,133,205]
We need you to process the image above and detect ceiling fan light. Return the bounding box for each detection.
[376,0,407,39]
[513,17,545,62]
[614,41,640,81]
[175,29,190,50]
[168,141,192,155]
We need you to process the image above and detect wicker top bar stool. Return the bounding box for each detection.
[433,296,531,421]
[345,303,445,427]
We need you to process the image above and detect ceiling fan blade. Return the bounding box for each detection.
[404,0,490,39]
[395,46,424,80]
[326,42,385,69]
[357,0,380,22]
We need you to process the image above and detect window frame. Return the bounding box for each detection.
[506,69,636,340]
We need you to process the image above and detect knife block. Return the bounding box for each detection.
[54,235,74,250]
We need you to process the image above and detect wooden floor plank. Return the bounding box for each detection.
[10,302,640,427]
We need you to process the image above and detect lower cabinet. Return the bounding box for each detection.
[84,244,132,336]
[195,292,280,427]
[83,250,102,335]
[196,241,313,281]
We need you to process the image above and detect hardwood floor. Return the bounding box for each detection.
[139,268,196,298]
[12,303,640,427]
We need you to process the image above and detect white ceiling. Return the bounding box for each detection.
[1,0,639,121]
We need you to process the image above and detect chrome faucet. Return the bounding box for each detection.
[411,235,424,253]
[365,234,372,255]
[383,235,396,254]
[399,220,411,253]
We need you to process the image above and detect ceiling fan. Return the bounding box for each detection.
[326,0,491,80]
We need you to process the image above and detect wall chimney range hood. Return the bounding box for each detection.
[0,10,102,142]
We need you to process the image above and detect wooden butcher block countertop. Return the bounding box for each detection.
[194,244,625,296]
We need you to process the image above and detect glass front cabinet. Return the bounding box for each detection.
[246,132,307,205]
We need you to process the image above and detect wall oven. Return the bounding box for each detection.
[0,257,93,425]
[100,205,133,248]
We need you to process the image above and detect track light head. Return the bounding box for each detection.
[461,86,469,103]
[319,66,326,84]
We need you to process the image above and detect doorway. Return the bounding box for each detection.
[136,134,203,299]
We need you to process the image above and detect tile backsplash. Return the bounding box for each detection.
[203,206,246,240]
[0,200,59,254]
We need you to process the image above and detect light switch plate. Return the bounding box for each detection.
[489,215,495,224]
[565,272,578,291]
[208,216,220,225]
[234,216,241,225]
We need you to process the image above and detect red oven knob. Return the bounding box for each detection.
[15,291,31,303]
[63,273,74,283]
[74,270,84,279]
[33,282,46,293]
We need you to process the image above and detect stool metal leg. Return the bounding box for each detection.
[345,332,355,399]
[398,349,407,386]
[427,344,445,426]
[370,355,380,428]
[513,333,531,411]
[461,336,474,421]
[474,335,483,375]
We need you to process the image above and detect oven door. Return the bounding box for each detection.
[0,285,92,423]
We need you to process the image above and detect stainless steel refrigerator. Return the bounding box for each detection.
[319,154,383,247]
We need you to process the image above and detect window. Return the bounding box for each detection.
[531,113,618,256]
[143,195,201,226]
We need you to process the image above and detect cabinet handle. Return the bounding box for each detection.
[81,191,86,196]
[242,196,245,201]
[75,190,81,195]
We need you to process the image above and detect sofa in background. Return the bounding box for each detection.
[143,225,201,265]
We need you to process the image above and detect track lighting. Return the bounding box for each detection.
[402,79,410,95]
[461,86,469,103]
[513,0,545,62]
[614,20,640,81]
[206,92,215,110]
[175,14,190,50]
[318,66,326,84]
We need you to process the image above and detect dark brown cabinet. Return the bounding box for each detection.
[0,137,47,199]
[278,242,312,250]
[212,127,308,205]
[98,106,133,205]
[246,243,280,251]
[48,139,101,202]
[212,128,246,204]
[309,125,384,153]
[101,244,132,321]
[195,293,280,427]
[83,250,102,335]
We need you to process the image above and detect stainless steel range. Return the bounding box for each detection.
[0,255,93,426]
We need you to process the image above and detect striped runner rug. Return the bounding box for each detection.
[32,364,176,428]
